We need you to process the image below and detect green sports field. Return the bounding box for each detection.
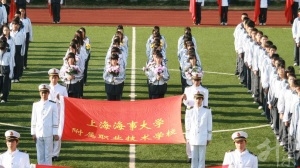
[0,26,295,168]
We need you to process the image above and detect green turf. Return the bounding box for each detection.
[0,26,295,168]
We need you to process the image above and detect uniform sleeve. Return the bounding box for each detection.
[207,109,212,141]
[20,32,26,56]
[252,155,258,168]
[277,89,285,114]
[185,109,192,139]
[2,7,7,25]
[222,152,231,166]
[24,153,31,168]
[52,103,59,135]
[31,103,37,135]
[114,66,126,83]
[204,89,209,107]
[162,67,170,82]
[60,0,63,4]
[28,18,33,41]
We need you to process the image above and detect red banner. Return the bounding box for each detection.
[217,0,222,17]
[189,0,196,23]
[60,96,185,144]
[9,0,16,22]
[254,0,260,23]
[285,0,293,23]
[208,165,228,168]
[48,4,53,17]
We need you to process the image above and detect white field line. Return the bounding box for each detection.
[25,69,235,76]
[129,27,136,168]
[0,121,269,134]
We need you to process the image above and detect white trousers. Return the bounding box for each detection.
[191,145,206,168]
[186,141,192,158]
[53,140,61,157]
[36,136,53,165]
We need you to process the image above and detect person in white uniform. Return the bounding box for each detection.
[31,84,59,165]
[222,131,258,168]
[186,91,212,168]
[0,130,30,168]
[47,68,68,162]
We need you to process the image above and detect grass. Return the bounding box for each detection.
[0,25,295,168]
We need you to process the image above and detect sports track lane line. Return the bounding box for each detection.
[129,27,136,168]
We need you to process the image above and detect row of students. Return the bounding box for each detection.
[103,25,127,101]
[143,26,170,99]
[59,27,90,98]
[233,12,300,166]
[0,8,33,103]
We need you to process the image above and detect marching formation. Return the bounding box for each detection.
[0,5,32,103]
[234,12,300,166]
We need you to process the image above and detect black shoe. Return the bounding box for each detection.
[52,156,59,161]
[235,72,239,75]
[187,158,191,163]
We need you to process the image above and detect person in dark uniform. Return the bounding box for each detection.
[15,0,29,11]
[48,0,63,24]
[195,0,204,25]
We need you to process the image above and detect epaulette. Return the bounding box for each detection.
[203,106,210,109]
[49,100,56,103]
[248,151,257,156]
[227,149,234,153]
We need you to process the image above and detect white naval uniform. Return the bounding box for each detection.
[48,83,68,158]
[183,85,209,158]
[222,149,258,168]
[0,149,30,168]
[31,99,58,165]
[186,106,212,168]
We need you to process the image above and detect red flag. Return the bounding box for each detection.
[285,0,293,23]
[9,0,16,21]
[217,0,222,17]
[254,0,260,23]
[35,165,70,168]
[189,0,196,23]
[60,96,185,144]
[48,3,53,17]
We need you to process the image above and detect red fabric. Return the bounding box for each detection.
[48,4,53,17]
[61,96,185,144]
[9,0,16,21]
[285,0,293,23]
[189,0,196,23]
[254,0,260,23]
[36,165,70,168]
[217,0,222,17]
[208,165,229,168]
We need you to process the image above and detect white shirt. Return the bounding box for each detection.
[31,99,59,137]
[183,85,209,107]
[186,106,212,145]
[222,0,229,6]
[0,5,7,25]
[48,83,68,103]
[260,0,268,8]
[223,149,258,168]
[0,149,30,168]
[20,17,33,41]
[292,17,300,43]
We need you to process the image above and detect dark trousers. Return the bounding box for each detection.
[259,8,267,23]
[289,134,295,157]
[294,150,300,167]
[294,43,299,65]
[83,53,90,84]
[52,3,61,22]
[238,53,246,84]
[270,102,279,135]
[195,2,202,24]
[291,2,299,24]
[13,45,23,80]
[263,89,271,122]
[0,70,10,101]
[235,53,240,74]
[252,71,260,104]
[246,66,251,91]
[105,82,124,101]
[24,32,30,68]
[66,82,80,98]
[220,6,228,23]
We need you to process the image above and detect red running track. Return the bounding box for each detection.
[26,8,290,27]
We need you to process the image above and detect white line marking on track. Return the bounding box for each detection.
[25,69,235,76]
[129,27,136,168]
[0,122,30,129]
[212,124,270,133]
